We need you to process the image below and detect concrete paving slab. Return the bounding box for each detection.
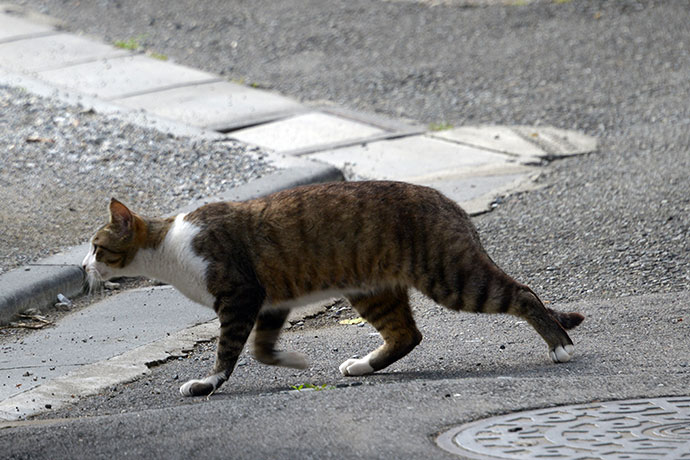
[512,125,598,157]
[0,286,215,403]
[0,33,129,73]
[115,80,305,131]
[432,125,598,162]
[37,55,220,99]
[317,104,426,135]
[418,171,533,215]
[0,8,55,42]
[230,112,385,154]
[431,125,547,163]
[306,135,512,182]
[0,67,226,140]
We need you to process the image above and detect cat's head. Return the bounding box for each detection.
[82,198,145,290]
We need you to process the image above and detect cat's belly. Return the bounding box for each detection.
[176,283,215,309]
[263,289,358,310]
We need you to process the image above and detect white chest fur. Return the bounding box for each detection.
[131,214,215,308]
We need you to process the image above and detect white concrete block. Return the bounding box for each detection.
[116,80,304,130]
[0,10,54,41]
[512,125,598,157]
[431,125,546,161]
[307,135,511,181]
[0,33,128,72]
[432,125,597,162]
[38,55,218,99]
[230,112,384,153]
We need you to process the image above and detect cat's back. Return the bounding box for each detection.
[255,180,469,225]
[188,181,476,245]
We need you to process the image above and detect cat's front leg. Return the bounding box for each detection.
[252,308,309,369]
[180,287,263,397]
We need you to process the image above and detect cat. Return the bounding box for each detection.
[82,180,584,397]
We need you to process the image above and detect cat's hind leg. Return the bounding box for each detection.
[251,308,308,369]
[180,287,263,397]
[511,290,583,363]
[340,287,422,376]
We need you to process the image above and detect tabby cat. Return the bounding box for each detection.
[82,181,584,397]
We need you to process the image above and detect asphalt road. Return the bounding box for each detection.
[3,0,690,458]
[4,291,690,459]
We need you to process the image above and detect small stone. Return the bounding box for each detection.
[54,302,71,312]
[104,281,121,290]
[56,293,73,307]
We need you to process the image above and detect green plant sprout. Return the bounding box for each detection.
[290,383,334,392]
[429,121,453,132]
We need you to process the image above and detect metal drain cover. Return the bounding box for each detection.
[437,396,690,459]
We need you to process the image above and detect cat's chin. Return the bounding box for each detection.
[83,269,105,295]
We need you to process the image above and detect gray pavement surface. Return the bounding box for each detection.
[3,291,690,459]
[0,0,689,458]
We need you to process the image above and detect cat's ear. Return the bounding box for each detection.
[109,198,133,234]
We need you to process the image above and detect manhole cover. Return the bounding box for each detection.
[437,397,690,459]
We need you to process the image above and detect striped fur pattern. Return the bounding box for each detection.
[83,181,584,397]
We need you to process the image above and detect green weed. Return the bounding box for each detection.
[114,37,143,51]
[429,121,453,132]
[290,383,334,392]
[148,51,168,61]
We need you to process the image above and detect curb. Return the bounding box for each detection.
[0,164,344,325]
[0,265,84,325]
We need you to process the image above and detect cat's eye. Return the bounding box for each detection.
[94,244,125,265]
[95,244,123,255]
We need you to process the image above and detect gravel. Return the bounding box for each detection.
[12,0,689,302]
[0,85,274,274]
[476,122,690,304]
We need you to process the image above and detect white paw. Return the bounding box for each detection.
[275,351,309,369]
[549,344,575,363]
[179,373,225,397]
[339,356,375,376]
[179,379,207,397]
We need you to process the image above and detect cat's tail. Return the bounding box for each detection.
[547,308,585,330]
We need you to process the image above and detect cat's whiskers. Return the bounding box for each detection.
[83,268,105,296]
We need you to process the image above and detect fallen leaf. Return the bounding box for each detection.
[6,314,54,329]
[339,317,366,325]
[25,136,55,144]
